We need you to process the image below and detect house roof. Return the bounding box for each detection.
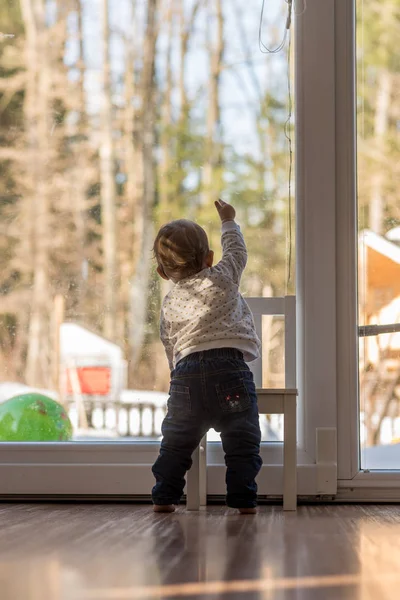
[360,230,400,297]
[60,323,124,365]
[386,227,400,243]
[360,230,400,266]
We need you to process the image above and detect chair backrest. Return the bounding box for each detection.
[246,296,296,389]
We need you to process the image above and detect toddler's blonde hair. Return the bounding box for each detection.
[153,219,210,281]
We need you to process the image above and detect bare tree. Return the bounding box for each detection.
[129,0,159,371]
[178,0,202,123]
[158,0,203,223]
[120,0,142,346]
[122,0,141,220]
[158,0,174,218]
[202,0,224,206]
[21,0,53,387]
[100,0,117,340]
[369,70,393,234]
[71,0,90,316]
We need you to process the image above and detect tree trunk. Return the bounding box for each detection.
[369,69,392,234]
[100,0,117,340]
[129,0,159,372]
[202,0,224,206]
[73,0,89,317]
[59,0,90,323]
[178,0,202,123]
[158,0,174,220]
[171,0,202,217]
[123,0,139,213]
[21,0,52,388]
[120,0,141,346]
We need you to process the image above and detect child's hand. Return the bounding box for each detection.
[215,199,236,223]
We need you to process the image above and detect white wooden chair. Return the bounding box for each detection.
[186,296,298,511]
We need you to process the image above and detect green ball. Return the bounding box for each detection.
[0,393,73,442]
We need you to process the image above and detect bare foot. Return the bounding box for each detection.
[239,507,257,515]
[153,504,175,513]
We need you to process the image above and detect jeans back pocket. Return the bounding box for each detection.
[167,383,191,418]
[216,378,251,414]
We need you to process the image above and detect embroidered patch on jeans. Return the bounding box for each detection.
[216,380,251,413]
[224,393,242,410]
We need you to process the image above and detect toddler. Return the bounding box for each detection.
[152,200,263,513]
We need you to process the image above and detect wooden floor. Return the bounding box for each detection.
[1,504,400,599]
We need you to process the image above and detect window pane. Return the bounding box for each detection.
[357,0,400,467]
[0,0,294,443]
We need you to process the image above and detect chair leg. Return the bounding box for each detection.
[186,445,200,510]
[199,435,207,507]
[283,395,297,511]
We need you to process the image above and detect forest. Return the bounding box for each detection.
[0,1,398,414]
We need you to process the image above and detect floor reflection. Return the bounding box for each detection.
[1,505,400,600]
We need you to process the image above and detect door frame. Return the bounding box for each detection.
[4,0,397,500]
[0,0,339,499]
[335,0,400,498]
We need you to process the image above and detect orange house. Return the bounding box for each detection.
[359,229,400,369]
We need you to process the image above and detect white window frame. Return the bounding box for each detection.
[3,0,390,500]
[335,0,400,500]
[335,0,360,484]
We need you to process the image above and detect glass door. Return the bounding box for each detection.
[1,0,348,500]
[357,0,400,471]
[336,0,400,498]
[0,0,303,497]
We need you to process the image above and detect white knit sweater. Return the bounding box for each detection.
[159,221,261,370]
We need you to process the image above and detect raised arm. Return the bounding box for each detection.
[214,199,247,284]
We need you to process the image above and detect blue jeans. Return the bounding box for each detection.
[152,348,263,508]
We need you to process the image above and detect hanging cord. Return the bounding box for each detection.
[259,0,301,290]
[259,0,290,54]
